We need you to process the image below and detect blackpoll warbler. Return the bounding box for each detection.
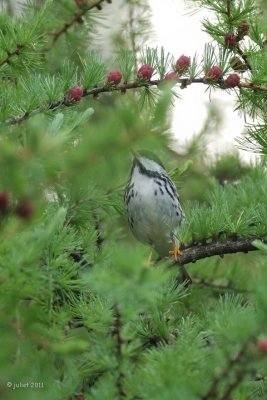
[125,151,185,260]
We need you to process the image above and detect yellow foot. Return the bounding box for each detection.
[146,251,154,267]
[169,246,180,262]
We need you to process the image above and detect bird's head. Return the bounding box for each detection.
[130,150,166,176]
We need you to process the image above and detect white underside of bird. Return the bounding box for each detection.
[125,155,185,257]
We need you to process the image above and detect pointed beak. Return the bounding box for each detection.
[131,149,140,160]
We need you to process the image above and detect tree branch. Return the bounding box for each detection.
[45,0,108,51]
[69,235,266,274]
[3,78,267,126]
[219,369,247,400]
[112,304,127,398]
[236,45,252,71]
[224,0,252,73]
[176,237,266,266]
[226,0,231,19]
[238,82,265,91]
[202,339,251,400]
[0,44,24,67]
[191,278,248,292]
[4,0,14,16]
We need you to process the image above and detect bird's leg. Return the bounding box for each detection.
[169,238,181,262]
[169,239,192,286]
[146,250,154,267]
[146,251,162,267]
[169,246,180,261]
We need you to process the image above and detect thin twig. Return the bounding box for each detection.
[0,44,24,67]
[4,0,14,16]
[95,218,104,250]
[236,45,252,71]
[3,77,267,126]
[220,369,247,400]
[128,4,138,71]
[45,0,107,51]
[69,196,92,210]
[202,340,251,400]
[226,0,231,18]
[191,278,248,292]
[225,0,252,74]
[113,305,127,398]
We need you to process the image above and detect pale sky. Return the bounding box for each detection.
[10,0,257,162]
[148,0,255,162]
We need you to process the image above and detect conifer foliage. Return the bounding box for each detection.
[0,0,267,399]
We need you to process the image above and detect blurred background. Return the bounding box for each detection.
[4,0,258,163]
